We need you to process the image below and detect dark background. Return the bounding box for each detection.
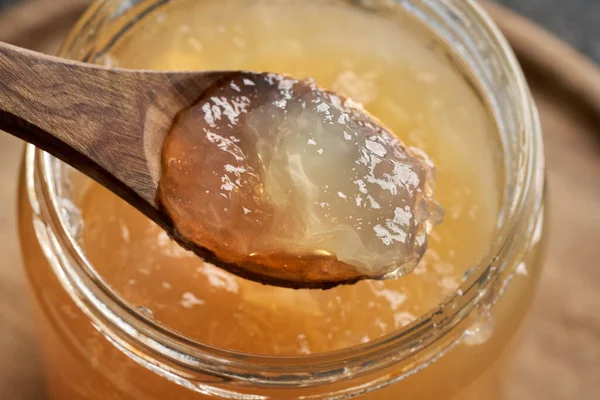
[0,0,599,63]
[498,0,600,63]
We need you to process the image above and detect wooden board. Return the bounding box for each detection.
[0,1,599,399]
[485,5,600,399]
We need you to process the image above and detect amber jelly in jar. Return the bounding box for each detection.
[18,0,546,399]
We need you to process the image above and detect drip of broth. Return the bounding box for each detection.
[78,0,501,355]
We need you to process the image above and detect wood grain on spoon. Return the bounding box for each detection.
[0,41,227,212]
[0,41,441,289]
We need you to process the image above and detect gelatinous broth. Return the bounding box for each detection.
[78,0,501,355]
[157,72,441,286]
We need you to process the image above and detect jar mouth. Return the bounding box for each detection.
[26,0,544,394]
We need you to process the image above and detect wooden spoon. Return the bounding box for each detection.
[0,41,440,289]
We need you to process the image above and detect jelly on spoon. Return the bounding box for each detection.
[157,72,443,289]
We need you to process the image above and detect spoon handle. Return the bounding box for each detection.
[0,41,232,211]
[0,41,206,209]
[0,41,150,175]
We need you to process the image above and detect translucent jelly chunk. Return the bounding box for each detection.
[157,72,442,287]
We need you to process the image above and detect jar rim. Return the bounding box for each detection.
[25,0,544,395]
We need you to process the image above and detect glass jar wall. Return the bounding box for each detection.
[18,0,545,399]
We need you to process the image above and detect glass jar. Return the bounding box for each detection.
[18,0,546,399]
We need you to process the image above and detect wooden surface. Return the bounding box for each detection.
[486,5,600,399]
[0,1,599,399]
